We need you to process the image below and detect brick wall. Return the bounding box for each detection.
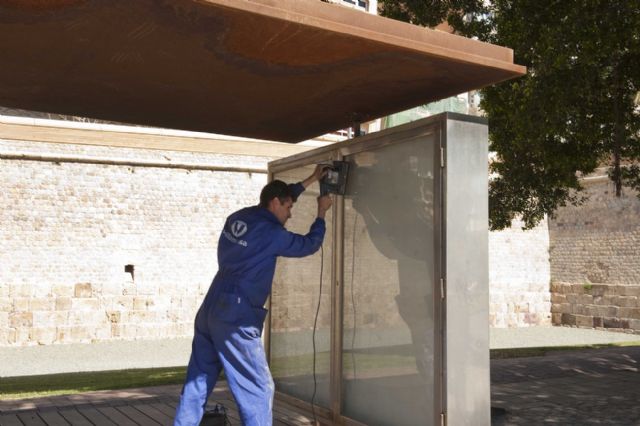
[1,126,562,347]
[0,137,271,346]
[489,217,552,328]
[550,177,640,333]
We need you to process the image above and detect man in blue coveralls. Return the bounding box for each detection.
[174,166,331,426]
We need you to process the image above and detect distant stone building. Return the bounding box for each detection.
[549,171,640,333]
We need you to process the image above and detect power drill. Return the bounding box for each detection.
[320,160,350,196]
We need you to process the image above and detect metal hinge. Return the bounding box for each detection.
[440,278,446,300]
[440,146,445,168]
[440,412,446,426]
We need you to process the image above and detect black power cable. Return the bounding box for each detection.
[350,214,358,381]
[310,213,359,425]
[310,244,324,425]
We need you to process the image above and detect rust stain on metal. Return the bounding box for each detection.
[0,0,85,11]
[0,0,525,142]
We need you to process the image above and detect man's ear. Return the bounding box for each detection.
[267,197,278,210]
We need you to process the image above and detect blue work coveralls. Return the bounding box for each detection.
[174,184,325,426]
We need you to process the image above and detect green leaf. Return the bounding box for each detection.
[379,0,640,230]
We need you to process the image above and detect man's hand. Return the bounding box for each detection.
[302,164,329,189]
[317,195,333,219]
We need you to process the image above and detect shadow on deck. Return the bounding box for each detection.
[0,384,316,426]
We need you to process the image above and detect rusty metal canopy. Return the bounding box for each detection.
[0,0,525,142]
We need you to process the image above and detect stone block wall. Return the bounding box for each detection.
[549,177,640,334]
[489,217,552,328]
[0,137,272,346]
[550,282,640,331]
[1,124,565,347]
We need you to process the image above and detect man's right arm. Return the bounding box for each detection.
[316,194,332,220]
[273,195,332,258]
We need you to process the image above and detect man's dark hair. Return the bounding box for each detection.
[259,180,297,208]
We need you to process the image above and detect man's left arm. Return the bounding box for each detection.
[288,164,328,200]
[301,165,327,189]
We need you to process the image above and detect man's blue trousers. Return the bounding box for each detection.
[173,295,274,426]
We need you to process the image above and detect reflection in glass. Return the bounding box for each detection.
[270,165,332,409]
[342,136,436,425]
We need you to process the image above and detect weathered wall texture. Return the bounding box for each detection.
[1,137,271,346]
[1,125,560,347]
[489,218,552,328]
[549,177,640,333]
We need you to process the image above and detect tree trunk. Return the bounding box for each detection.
[613,66,624,197]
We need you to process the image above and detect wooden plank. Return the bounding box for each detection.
[115,405,160,426]
[95,406,138,426]
[57,409,93,426]
[37,411,71,426]
[16,412,46,426]
[274,393,330,423]
[0,414,24,426]
[276,396,331,425]
[272,404,314,426]
[163,400,178,410]
[133,404,172,426]
[75,407,116,426]
[148,402,176,419]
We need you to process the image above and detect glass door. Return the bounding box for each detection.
[270,164,333,410]
[268,121,444,425]
[340,135,440,425]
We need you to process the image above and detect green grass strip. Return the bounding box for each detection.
[0,366,187,400]
[3,341,638,400]
[490,341,640,359]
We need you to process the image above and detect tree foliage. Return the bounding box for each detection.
[379,0,640,230]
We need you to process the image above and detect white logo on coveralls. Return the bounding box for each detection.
[231,220,248,238]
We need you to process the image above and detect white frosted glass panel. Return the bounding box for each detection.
[342,135,437,425]
[270,165,332,409]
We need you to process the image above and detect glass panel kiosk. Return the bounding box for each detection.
[266,112,490,426]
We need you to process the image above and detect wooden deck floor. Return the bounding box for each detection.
[0,384,317,426]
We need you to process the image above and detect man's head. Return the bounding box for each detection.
[260,180,296,225]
